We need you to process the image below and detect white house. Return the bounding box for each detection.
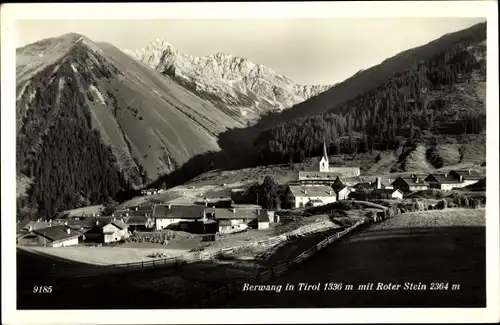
[333,185,351,200]
[257,212,270,230]
[101,220,130,243]
[449,170,483,187]
[152,204,207,231]
[286,185,337,208]
[373,189,404,200]
[84,219,130,243]
[424,173,464,190]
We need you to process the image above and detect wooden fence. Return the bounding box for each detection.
[51,221,359,279]
[197,220,365,307]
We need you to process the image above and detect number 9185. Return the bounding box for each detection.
[33,286,52,293]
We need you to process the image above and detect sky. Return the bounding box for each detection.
[16,18,486,85]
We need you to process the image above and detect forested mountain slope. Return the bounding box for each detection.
[254,22,487,168]
[16,33,245,218]
[254,22,486,130]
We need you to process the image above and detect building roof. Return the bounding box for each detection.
[257,211,270,223]
[451,169,483,180]
[372,189,402,195]
[32,225,81,242]
[394,177,429,186]
[213,208,266,220]
[17,220,33,233]
[125,215,148,225]
[353,182,377,190]
[288,185,335,198]
[153,204,206,219]
[333,176,364,185]
[333,184,348,193]
[425,173,463,184]
[109,220,128,230]
[54,218,97,229]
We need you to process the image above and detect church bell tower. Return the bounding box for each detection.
[319,141,329,172]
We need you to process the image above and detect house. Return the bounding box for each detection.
[333,184,351,201]
[372,189,404,200]
[213,207,270,234]
[391,176,429,193]
[152,204,207,232]
[18,225,81,247]
[352,177,391,192]
[141,188,159,196]
[353,182,377,192]
[286,185,337,208]
[85,219,130,243]
[52,217,99,234]
[257,211,270,230]
[424,173,464,190]
[213,207,255,234]
[348,189,404,201]
[449,169,483,187]
[332,176,364,187]
[125,215,155,231]
[266,210,279,223]
[17,220,52,235]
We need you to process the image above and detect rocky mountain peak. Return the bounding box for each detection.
[125,39,333,120]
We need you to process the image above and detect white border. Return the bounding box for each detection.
[1,1,499,324]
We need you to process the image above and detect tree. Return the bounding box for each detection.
[259,176,281,210]
[101,198,119,216]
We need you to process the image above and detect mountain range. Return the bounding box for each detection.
[15,22,487,218]
[124,39,332,122]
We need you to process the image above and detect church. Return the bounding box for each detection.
[297,142,361,184]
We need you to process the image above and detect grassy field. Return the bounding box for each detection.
[368,208,485,230]
[21,246,186,265]
[224,208,486,308]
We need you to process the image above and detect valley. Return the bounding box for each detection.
[13,19,490,311]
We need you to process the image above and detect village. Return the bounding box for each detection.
[16,142,485,261]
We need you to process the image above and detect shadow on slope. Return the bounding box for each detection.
[148,125,262,189]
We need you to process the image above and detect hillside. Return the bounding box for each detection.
[253,22,487,166]
[253,22,487,129]
[15,33,247,217]
[125,39,332,122]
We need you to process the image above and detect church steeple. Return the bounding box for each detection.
[319,139,329,172]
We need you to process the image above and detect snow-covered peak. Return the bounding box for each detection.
[125,39,334,120]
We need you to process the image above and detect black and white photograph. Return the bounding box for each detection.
[1,1,499,324]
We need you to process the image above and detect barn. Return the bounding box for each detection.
[18,225,81,247]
